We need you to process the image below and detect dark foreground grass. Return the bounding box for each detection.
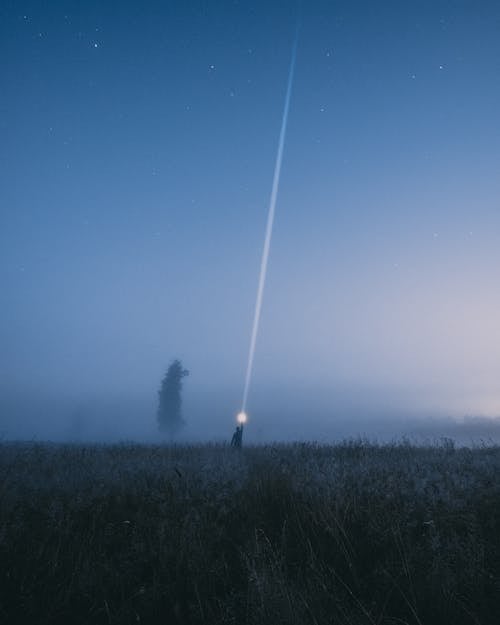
[1,440,499,624]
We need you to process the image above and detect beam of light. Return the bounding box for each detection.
[240,23,299,415]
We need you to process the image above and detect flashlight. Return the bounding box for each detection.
[237,411,247,425]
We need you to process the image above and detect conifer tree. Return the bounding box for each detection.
[157,360,189,437]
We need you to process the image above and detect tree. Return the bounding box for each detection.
[157,359,189,437]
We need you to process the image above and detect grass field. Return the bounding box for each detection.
[1,440,499,624]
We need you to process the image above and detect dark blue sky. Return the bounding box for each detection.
[2,1,500,435]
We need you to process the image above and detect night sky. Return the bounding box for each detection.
[2,1,500,439]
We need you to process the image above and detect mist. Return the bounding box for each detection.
[2,0,500,444]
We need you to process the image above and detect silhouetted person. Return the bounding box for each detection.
[231,425,243,448]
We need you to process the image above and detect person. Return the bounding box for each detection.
[231,425,243,448]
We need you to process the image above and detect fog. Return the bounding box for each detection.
[3,382,500,446]
[2,1,500,445]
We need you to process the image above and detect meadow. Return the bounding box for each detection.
[1,440,499,624]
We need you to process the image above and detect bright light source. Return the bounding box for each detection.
[236,411,247,424]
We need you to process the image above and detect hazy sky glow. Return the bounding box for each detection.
[2,1,500,439]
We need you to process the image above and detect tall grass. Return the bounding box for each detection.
[1,440,499,624]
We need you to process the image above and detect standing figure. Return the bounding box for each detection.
[231,425,243,449]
